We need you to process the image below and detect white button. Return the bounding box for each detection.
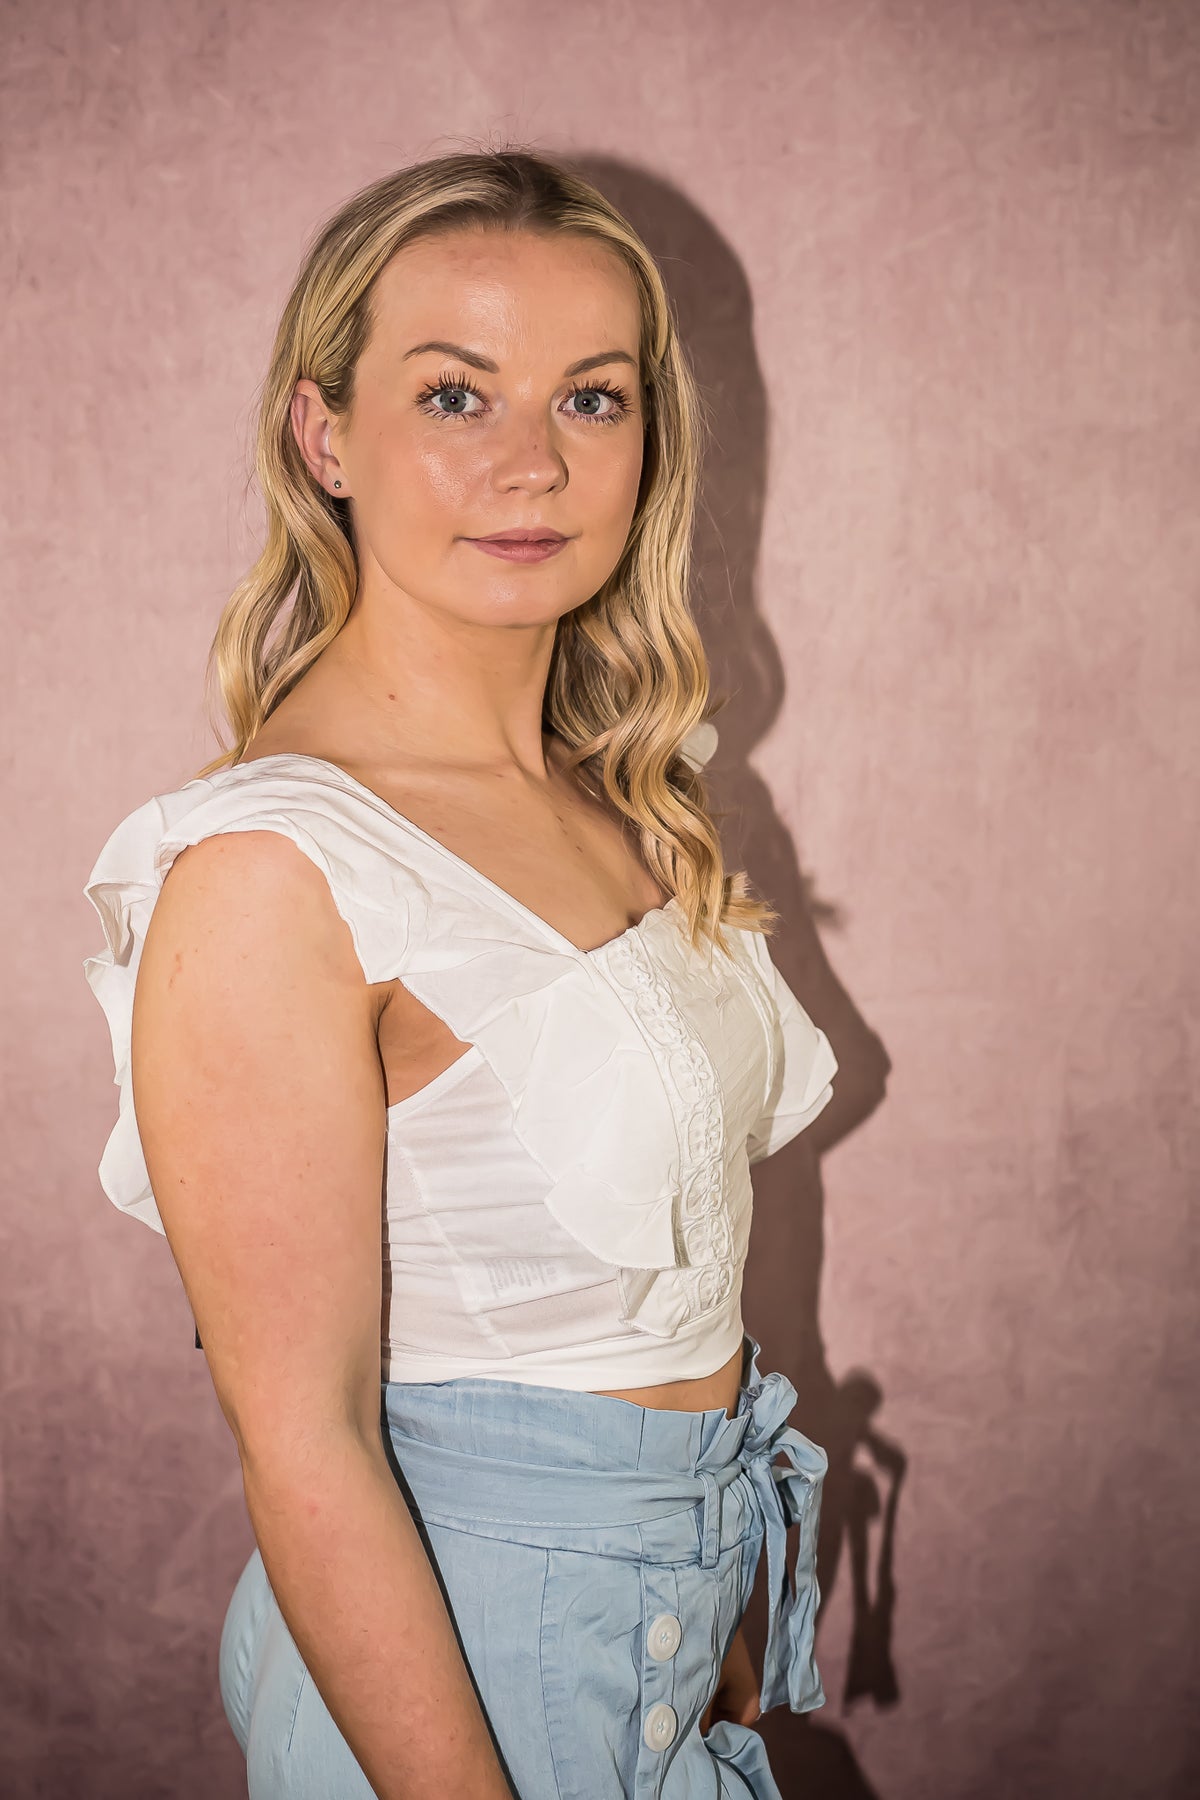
[643,1702,678,1751]
[647,1613,683,1661]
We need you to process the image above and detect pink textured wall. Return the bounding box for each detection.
[5,3,1196,1796]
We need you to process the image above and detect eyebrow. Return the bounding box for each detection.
[402,340,638,378]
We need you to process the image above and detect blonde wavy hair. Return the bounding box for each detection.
[194,145,777,951]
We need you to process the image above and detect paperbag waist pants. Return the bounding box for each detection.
[219,1331,827,1798]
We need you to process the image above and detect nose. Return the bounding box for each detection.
[490,400,568,493]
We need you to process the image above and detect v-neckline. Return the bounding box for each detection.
[228,751,679,962]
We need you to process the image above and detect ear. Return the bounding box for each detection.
[290,378,348,497]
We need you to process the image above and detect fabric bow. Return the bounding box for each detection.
[739,1367,828,1713]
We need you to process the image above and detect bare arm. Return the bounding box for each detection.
[132,828,514,1800]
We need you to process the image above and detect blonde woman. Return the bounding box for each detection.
[83,149,838,1800]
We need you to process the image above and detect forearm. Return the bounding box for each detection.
[240,1427,513,1800]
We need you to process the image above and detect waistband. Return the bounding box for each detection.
[381,1331,827,1714]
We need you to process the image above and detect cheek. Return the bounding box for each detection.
[592,437,645,532]
[402,439,486,519]
[571,449,644,589]
[361,436,490,557]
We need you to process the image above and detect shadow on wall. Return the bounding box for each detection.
[576,153,899,1798]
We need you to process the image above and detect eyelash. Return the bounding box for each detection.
[415,368,632,426]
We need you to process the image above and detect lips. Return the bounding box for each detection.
[467,534,570,563]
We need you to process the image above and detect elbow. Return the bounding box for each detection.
[219,1378,383,1495]
[233,1412,385,1524]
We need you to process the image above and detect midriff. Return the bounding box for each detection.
[591,1342,745,1422]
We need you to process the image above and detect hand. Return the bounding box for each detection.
[699,1624,762,1734]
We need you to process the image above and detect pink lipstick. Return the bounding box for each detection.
[465,528,570,564]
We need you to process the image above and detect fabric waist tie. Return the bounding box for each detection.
[385,1365,827,1715]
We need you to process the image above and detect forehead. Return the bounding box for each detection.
[366,226,642,367]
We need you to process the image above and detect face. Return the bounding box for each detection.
[294,226,647,629]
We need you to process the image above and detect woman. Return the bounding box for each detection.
[83,149,838,1800]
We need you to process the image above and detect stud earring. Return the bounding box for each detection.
[333,480,342,489]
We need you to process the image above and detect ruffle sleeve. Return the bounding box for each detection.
[740,930,838,1164]
[81,771,426,1235]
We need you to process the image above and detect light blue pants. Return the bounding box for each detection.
[219,1332,827,1798]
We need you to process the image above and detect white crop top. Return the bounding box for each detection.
[82,751,837,1391]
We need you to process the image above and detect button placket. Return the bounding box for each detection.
[640,1565,683,1782]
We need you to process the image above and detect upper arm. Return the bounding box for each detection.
[131,826,388,1463]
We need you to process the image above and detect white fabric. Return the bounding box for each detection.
[82,744,837,1390]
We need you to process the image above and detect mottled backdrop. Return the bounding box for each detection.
[3,2,1196,1796]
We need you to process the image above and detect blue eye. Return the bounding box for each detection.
[416,372,486,420]
[563,380,631,424]
[415,369,633,425]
